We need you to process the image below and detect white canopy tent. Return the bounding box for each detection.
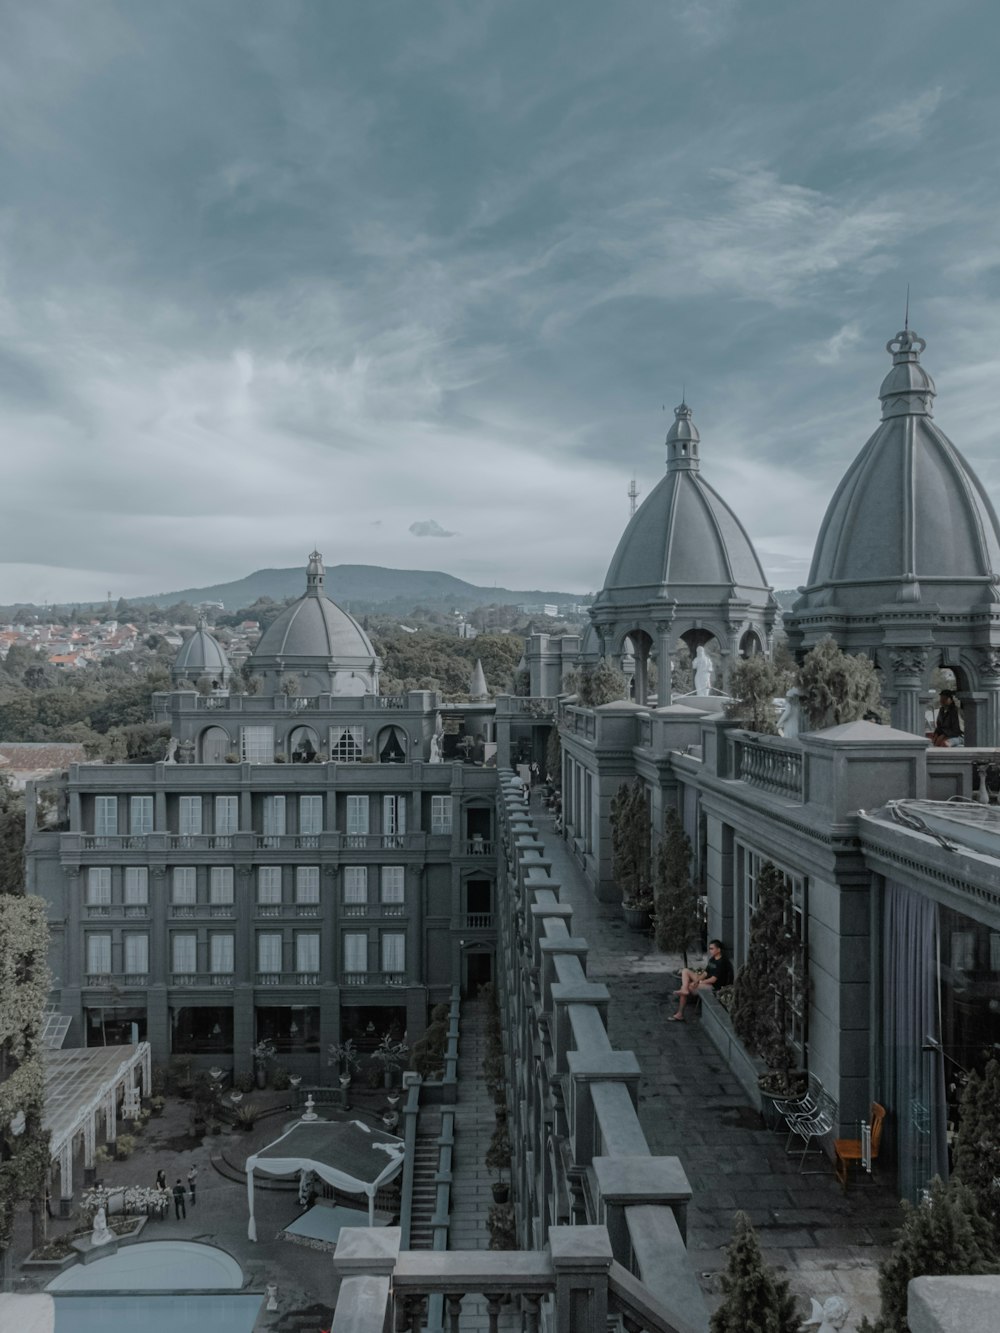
[245,1118,405,1240]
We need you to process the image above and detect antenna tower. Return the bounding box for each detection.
[628,477,640,516]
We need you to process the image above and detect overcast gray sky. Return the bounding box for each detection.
[2,0,999,605]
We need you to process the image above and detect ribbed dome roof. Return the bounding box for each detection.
[252,552,376,664]
[797,329,1000,609]
[599,403,769,602]
[173,620,230,678]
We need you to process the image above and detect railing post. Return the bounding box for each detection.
[550,981,610,1075]
[593,1155,693,1249]
[549,1224,613,1333]
[331,1226,400,1333]
[566,1051,641,1166]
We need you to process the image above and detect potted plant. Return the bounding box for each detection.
[235,1102,260,1131]
[115,1134,136,1161]
[730,861,806,1120]
[487,1200,517,1250]
[611,779,652,923]
[371,1033,409,1090]
[233,1069,255,1094]
[653,808,700,963]
[328,1038,361,1087]
[252,1039,277,1089]
[149,1096,165,1117]
[486,1122,512,1202]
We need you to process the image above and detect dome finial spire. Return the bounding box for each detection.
[880,323,935,419]
[306,550,325,596]
[904,282,910,332]
[666,398,700,471]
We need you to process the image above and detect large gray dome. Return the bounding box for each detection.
[785,327,1000,744]
[172,620,231,685]
[250,552,379,695]
[796,329,1000,607]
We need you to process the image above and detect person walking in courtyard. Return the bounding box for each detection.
[669,940,733,1021]
[155,1168,166,1191]
[173,1178,187,1219]
[187,1164,198,1205]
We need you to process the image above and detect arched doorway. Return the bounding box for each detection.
[377,726,408,764]
[621,629,654,705]
[289,725,320,763]
[199,726,230,764]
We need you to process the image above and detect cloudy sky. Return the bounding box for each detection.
[3,0,1000,605]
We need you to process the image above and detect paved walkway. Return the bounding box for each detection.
[531,796,900,1325]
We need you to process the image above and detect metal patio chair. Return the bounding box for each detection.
[784,1091,837,1172]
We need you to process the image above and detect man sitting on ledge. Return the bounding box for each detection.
[669,939,733,1022]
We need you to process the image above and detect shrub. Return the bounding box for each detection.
[653,808,699,965]
[610,779,651,907]
[235,1102,260,1128]
[711,1211,799,1333]
[796,635,883,730]
[730,861,803,1091]
[952,1057,1000,1256]
[270,1065,291,1091]
[114,1134,137,1160]
[485,1123,512,1179]
[859,1177,994,1333]
[726,656,789,734]
[233,1070,255,1094]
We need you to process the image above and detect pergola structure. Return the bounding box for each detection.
[42,1042,151,1212]
[246,1118,405,1239]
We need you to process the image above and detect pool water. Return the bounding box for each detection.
[47,1242,260,1333]
[46,1239,243,1291]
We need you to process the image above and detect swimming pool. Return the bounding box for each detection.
[47,1242,260,1333]
[46,1239,244,1291]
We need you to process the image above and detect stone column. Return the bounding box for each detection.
[59,1142,74,1216]
[655,620,674,707]
[549,1225,612,1333]
[976,648,1000,747]
[887,646,929,735]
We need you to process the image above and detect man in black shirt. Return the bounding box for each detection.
[927,690,963,747]
[669,940,733,1021]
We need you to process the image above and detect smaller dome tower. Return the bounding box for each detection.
[171,618,232,690]
[589,400,776,703]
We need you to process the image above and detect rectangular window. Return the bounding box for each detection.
[124,934,148,975]
[346,795,369,836]
[178,796,202,837]
[130,795,154,835]
[381,932,406,975]
[241,725,274,764]
[172,866,197,904]
[383,794,407,837]
[215,795,238,836]
[343,932,368,974]
[431,795,453,836]
[124,867,148,907]
[86,933,112,975]
[86,867,112,905]
[258,867,282,905]
[172,933,197,974]
[209,866,234,905]
[380,866,405,905]
[295,933,320,974]
[299,795,323,835]
[94,796,118,837]
[210,934,234,974]
[263,795,286,837]
[295,867,320,904]
[331,726,365,762]
[343,867,368,905]
[257,932,282,974]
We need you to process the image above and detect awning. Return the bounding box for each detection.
[245,1118,405,1241]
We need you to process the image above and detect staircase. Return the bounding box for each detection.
[408,1108,442,1249]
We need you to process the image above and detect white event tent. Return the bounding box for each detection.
[245,1118,405,1240]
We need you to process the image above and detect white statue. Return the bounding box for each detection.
[90,1206,113,1248]
[801,1295,850,1333]
[164,737,179,764]
[777,687,802,737]
[694,646,714,696]
[429,729,443,764]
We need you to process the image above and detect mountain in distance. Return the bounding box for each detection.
[143,564,590,613]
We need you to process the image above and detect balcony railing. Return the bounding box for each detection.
[343,972,369,985]
[463,913,494,930]
[171,972,232,987]
[122,974,148,987]
[170,904,198,918]
[294,903,320,917]
[737,735,804,800]
[85,974,112,986]
[254,971,320,986]
[84,905,112,917]
[374,695,407,709]
[462,838,494,856]
[381,972,406,986]
[67,830,430,855]
[342,903,367,918]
